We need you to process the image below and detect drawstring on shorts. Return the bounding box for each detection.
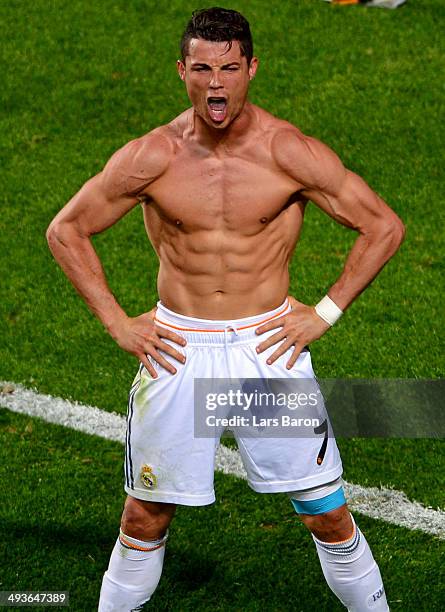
[223,324,240,379]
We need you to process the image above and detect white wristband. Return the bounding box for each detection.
[315,295,343,326]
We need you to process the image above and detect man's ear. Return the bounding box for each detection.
[177,59,186,81]
[248,57,259,81]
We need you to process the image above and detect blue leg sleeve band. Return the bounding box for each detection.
[290,486,346,515]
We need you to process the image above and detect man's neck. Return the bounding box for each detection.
[190,102,256,152]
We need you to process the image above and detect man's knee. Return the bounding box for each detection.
[298,504,353,542]
[288,479,354,542]
[121,496,176,541]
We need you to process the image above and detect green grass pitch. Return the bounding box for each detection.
[0,0,444,610]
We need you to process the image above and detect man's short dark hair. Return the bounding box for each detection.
[180,7,253,65]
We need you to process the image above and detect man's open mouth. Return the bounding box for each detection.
[207,97,227,123]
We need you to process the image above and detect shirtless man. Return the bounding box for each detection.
[47,7,404,611]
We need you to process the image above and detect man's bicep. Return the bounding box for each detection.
[295,135,367,229]
[49,136,156,236]
[51,171,139,237]
[302,169,390,233]
[52,133,172,236]
[273,130,388,232]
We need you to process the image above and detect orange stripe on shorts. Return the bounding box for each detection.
[154,302,289,332]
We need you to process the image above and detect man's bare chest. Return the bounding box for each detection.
[145,151,300,230]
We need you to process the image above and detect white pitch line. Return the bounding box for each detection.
[1,381,444,540]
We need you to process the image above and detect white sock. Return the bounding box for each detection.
[312,515,389,611]
[98,530,168,612]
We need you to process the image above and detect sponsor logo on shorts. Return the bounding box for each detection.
[140,464,157,489]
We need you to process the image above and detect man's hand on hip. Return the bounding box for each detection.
[110,307,186,378]
[255,296,330,369]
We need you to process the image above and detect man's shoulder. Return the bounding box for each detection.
[253,106,314,162]
[118,109,191,162]
[249,108,344,190]
[252,105,303,139]
[269,122,311,161]
[102,125,178,196]
[263,117,340,187]
[119,125,176,168]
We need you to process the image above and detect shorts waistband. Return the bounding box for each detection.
[154,299,291,346]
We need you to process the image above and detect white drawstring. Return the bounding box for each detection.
[223,324,239,380]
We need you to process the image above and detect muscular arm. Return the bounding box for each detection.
[256,129,405,368]
[47,133,186,376]
[47,137,156,329]
[273,129,405,310]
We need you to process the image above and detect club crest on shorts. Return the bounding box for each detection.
[140,464,157,489]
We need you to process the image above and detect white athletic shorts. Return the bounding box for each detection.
[124,299,343,505]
